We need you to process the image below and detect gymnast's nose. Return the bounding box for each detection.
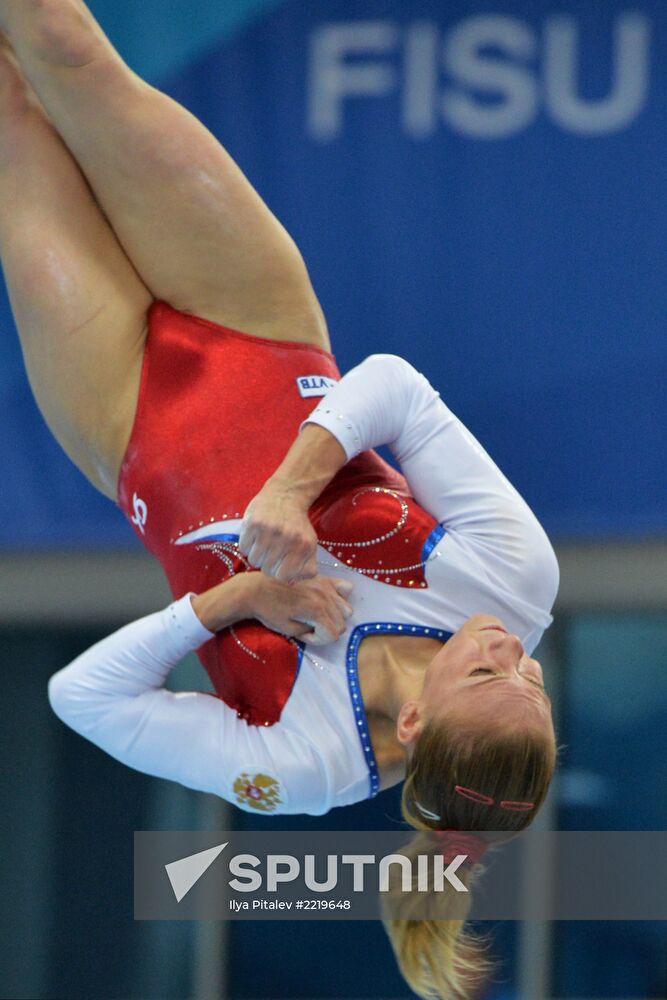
[487,632,524,665]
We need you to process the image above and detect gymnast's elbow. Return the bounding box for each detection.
[47,667,78,726]
[47,663,106,734]
[362,353,415,376]
[529,530,560,615]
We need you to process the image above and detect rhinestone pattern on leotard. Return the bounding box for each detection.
[316,488,444,585]
[170,490,447,726]
[194,533,327,676]
[195,537,267,665]
[172,487,445,585]
[346,622,452,797]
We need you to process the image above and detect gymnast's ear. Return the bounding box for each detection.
[396,700,423,747]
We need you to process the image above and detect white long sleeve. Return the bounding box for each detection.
[303,354,559,621]
[48,594,328,812]
[47,356,559,814]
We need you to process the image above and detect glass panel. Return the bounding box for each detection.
[554,614,667,999]
[0,628,204,1000]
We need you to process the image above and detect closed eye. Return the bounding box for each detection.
[470,666,547,692]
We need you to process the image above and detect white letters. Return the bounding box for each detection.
[545,13,650,134]
[402,21,439,138]
[307,13,651,140]
[434,856,468,893]
[227,852,468,893]
[442,15,537,138]
[266,854,300,891]
[379,853,413,892]
[417,851,430,892]
[304,854,338,892]
[309,22,399,140]
[228,854,262,892]
[341,854,375,891]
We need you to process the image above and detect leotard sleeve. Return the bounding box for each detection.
[302,354,559,618]
[47,593,328,815]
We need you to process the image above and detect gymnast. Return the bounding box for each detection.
[0,3,559,996]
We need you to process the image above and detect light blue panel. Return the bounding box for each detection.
[88,0,289,80]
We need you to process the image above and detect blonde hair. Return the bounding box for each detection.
[382,713,558,999]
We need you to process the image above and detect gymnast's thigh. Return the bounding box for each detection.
[0,66,152,499]
[2,0,330,350]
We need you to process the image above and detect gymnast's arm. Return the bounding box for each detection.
[47,584,328,808]
[240,354,558,609]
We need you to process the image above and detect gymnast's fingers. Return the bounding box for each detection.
[336,595,353,619]
[265,539,304,579]
[262,540,289,577]
[287,619,316,640]
[275,540,317,583]
[265,553,285,578]
[297,619,336,646]
[291,593,343,643]
[285,543,318,583]
[313,599,347,644]
[329,578,353,619]
[246,540,269,569]
[237,519,255,558]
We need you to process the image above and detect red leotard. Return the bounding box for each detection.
[117,302,439,725]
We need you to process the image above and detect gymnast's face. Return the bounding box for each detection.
[397,614,553,744]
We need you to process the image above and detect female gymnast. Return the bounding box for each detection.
[0,3,559,996]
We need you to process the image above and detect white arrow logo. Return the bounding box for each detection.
[165,842,228,902]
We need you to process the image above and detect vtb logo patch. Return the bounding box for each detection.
[296,374,338,398]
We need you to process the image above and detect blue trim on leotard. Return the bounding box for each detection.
[192,532,240,543]
[345,621,452,798]
[421,523,446,565]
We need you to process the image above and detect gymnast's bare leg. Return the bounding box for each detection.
[0,31,152,497]
[0,0,329,498]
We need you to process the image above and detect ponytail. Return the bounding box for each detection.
[383,712,558,998]
[381,831,494,999]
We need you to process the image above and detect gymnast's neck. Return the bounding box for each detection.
[356,634,444,792]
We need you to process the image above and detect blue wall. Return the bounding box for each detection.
[1,0,665,547]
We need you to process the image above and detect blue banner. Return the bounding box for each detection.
[1,0,665,546]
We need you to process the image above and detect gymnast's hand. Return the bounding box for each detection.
[253,574,353,645]
[239,479,319,582]
[193,572,353,645]
[239,425,348,582]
